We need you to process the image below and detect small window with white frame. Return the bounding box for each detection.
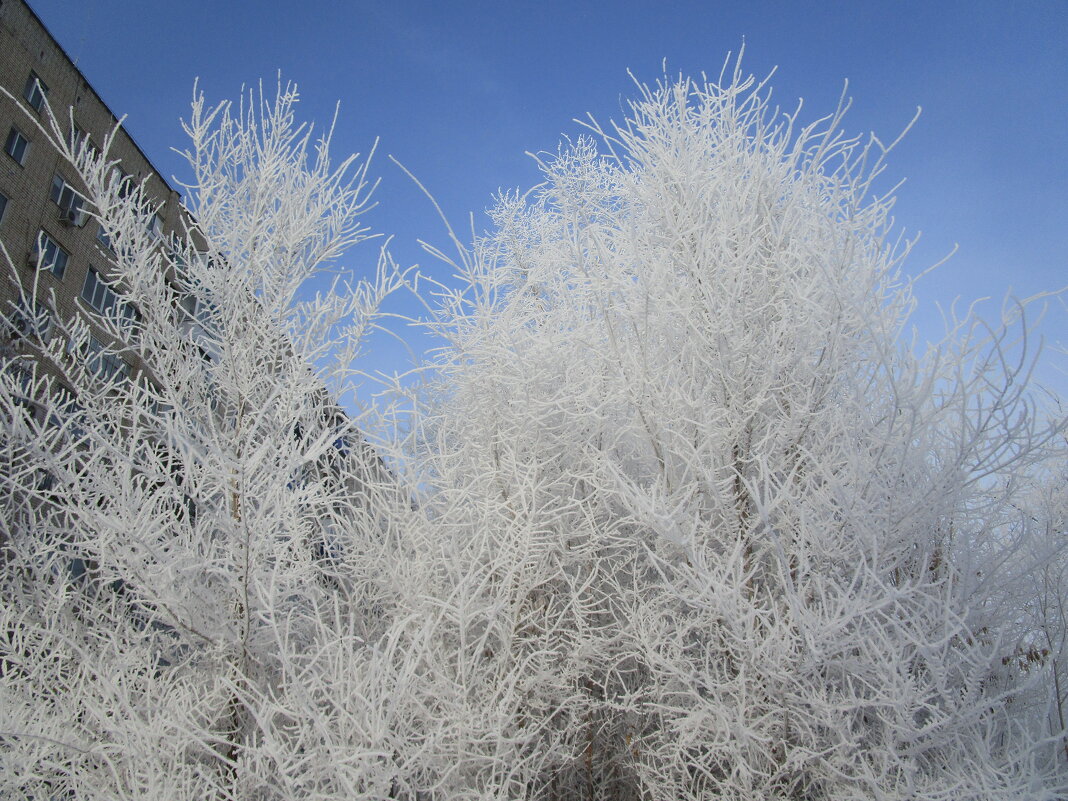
[4,127,29,166]
[81,266,117,313]
[33,231,69,279]
[81,266,141,338]
[0,192,8,224]
[179,290,221,361]
[23,71,47,112]
[50,174,88,226]
[51,390,87,443]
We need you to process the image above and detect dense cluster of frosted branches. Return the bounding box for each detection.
[1,63,1066,800]
[398,66,1068,799]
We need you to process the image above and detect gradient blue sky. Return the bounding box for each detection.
[29,0,1068,394]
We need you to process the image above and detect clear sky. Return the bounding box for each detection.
[28,0,1068,396]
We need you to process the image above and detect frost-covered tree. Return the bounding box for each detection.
[1001,434,1068,764]
[403,63,1068,799]
[2,61,1066,801]
[0,82,419,800]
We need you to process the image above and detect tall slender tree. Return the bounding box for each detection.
[0,81,414,800]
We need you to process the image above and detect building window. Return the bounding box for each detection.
[50,174,88,226]
[23,71,48,112]
[109,165,133,199]
[67,120,92,153]
[82,335,131,383]
[179,292,220,361]
[4,127,29,165]
[179,292,218,328]
[34,231,69,279]
[81,267,116,312]
[141,377,173,420]
[69,121,84,148]
[168,241,202,282]
[146,212,163,240]
[96,223,113,252]
[0,193,7,224]
[67,121,99,162]
[81,267,141,336]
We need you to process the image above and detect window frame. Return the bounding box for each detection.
[23,71,48,113]
[34,231,69,279]
[80,266,141,337]
[146,211,163,240]
[4,127,30,166]
[50,174,88,226]
[96,223,114,252]
[82,334,131,384]
[68,120,96,157]
[81,266,114,313]
[110,165,133,199]
[179,292,218,328]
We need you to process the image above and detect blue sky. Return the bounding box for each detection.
[30,0,1068,396]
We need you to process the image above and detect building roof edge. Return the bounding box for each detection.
[21,0,181,199]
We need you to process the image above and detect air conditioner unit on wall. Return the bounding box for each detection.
[7,302,53,343]
[9,311,32,338]
[59,206,87,227]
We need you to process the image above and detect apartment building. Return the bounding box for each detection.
[0,0,186,405]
